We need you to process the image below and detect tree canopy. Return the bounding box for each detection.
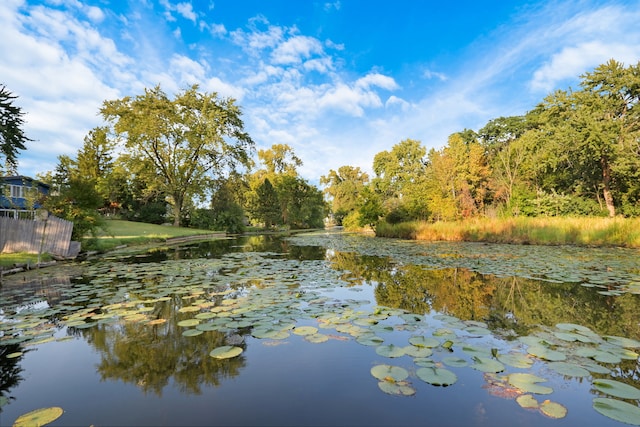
[100,85,254,226]
[0,85,30,174]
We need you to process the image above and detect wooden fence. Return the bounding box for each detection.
[0,215,74,257]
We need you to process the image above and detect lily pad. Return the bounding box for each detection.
[370,364,409,382]
[182,329,203,337]
[526,345,566,362]
[377,380,416,396]
[593,379,640,399]
[470,356,505,373]
[540,400,567,419]
[508,373,553,395]
[416,367,457,386]
[403,345,432,358]
[408,336,440,348]
[442,356,468,367]
[305,333,329,343]
[177,319,200,327]
[497,353,533,369]
[516,394,539,409]
[593,398,640,425]
[603,335,640,349]
[547,361,590,378]
[293,326,318,336]
[209,345,243,359]
[13,406,64,427]
[376,344,406,358]
[356,334,384,346]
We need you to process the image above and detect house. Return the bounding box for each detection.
[0,175,50,209]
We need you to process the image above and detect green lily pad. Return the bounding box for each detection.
[442,357,468,367]
[581,361,611,374]
[6,352,23,359]
[547,361,590,377]
[497,352,533,369]
[516,394,539,409]
[526,345,566,361]
[370,364,409,382]
[356,334,384,346]
[177,319,200,327]
[413,357,435,368]
[593,398,640,425]
[416,367,457,386]
[13,406,64,427]
[603,335,640,349]
[376,344,406,358]
[540,400,567,419]
[293,326,318,336]
[593,379,640,399]
[408,336,440,348]
[209,345,243,359]
[377,380,416,396]
[182,329,203,337]
[403,345,433,358]
[471,357,505,373]
[305,333,329,343]
[508,373,553,395]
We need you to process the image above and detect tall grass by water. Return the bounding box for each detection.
[375,217,640,248]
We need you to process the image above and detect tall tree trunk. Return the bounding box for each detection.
[172,194,182,227]
[601,157,615,217]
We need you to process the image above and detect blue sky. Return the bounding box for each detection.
[2,0,640,183]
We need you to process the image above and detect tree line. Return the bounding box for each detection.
[323,59,640,228]
[1,59,639,238]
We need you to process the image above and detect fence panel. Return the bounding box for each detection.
[0,215,74,257]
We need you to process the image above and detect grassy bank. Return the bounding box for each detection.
[375,217,640,248]
[89,219,224,251]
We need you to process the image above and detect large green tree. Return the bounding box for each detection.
[320,165,369,225]
[101,85,254,226]
[0,85,30,173]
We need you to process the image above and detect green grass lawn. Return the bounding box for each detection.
[0,220,223,267]
[91,219,223,251]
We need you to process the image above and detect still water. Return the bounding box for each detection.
[1,231,639,426]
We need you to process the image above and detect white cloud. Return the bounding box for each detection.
[271,35,324,65]
[423,69,447,81]
[176,2,197,22]
[355,73,398,91]
[530,41,640,92]
[204,76,246,100]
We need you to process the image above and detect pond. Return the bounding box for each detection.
[1,230,639,426]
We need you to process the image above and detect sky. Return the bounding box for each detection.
[2,0,640,184]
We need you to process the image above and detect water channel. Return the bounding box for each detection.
[1,231,639,426]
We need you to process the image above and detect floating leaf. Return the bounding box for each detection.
[497,353,533,369]
[593,398,640,425]
[293,326,318,336]
[603,335,640,349]
[6,352,23,359]
[508,373,553,395]
[526,345,566,361]
[516,394,539,409]
[13,406,64,427]
[593,379,640,399]
[442,356,468,367]
[540,400,567,419]
[182,329,203,337]
[547,361,590,378]
[403,345,432,358]
[305,333,329,343]
[370,364,409,382]
[356,334,384,346]
[378,380,416,396]
[416,367,457,386]
[471,357,505,373]
[376,344,406,358]
[209,345,243,359]
[177,319,200,327]
[408,336,439,348]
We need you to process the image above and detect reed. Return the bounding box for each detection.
[380,217,640,248]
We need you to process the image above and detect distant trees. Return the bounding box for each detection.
[0,85,30,174]
[100,85,255,227]
[320,59,640,228]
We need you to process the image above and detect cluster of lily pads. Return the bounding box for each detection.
[1,237,640,425]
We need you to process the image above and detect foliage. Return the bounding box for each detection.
[101,85,254,227]
[0,85,30,173]
[320,165,369,225]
